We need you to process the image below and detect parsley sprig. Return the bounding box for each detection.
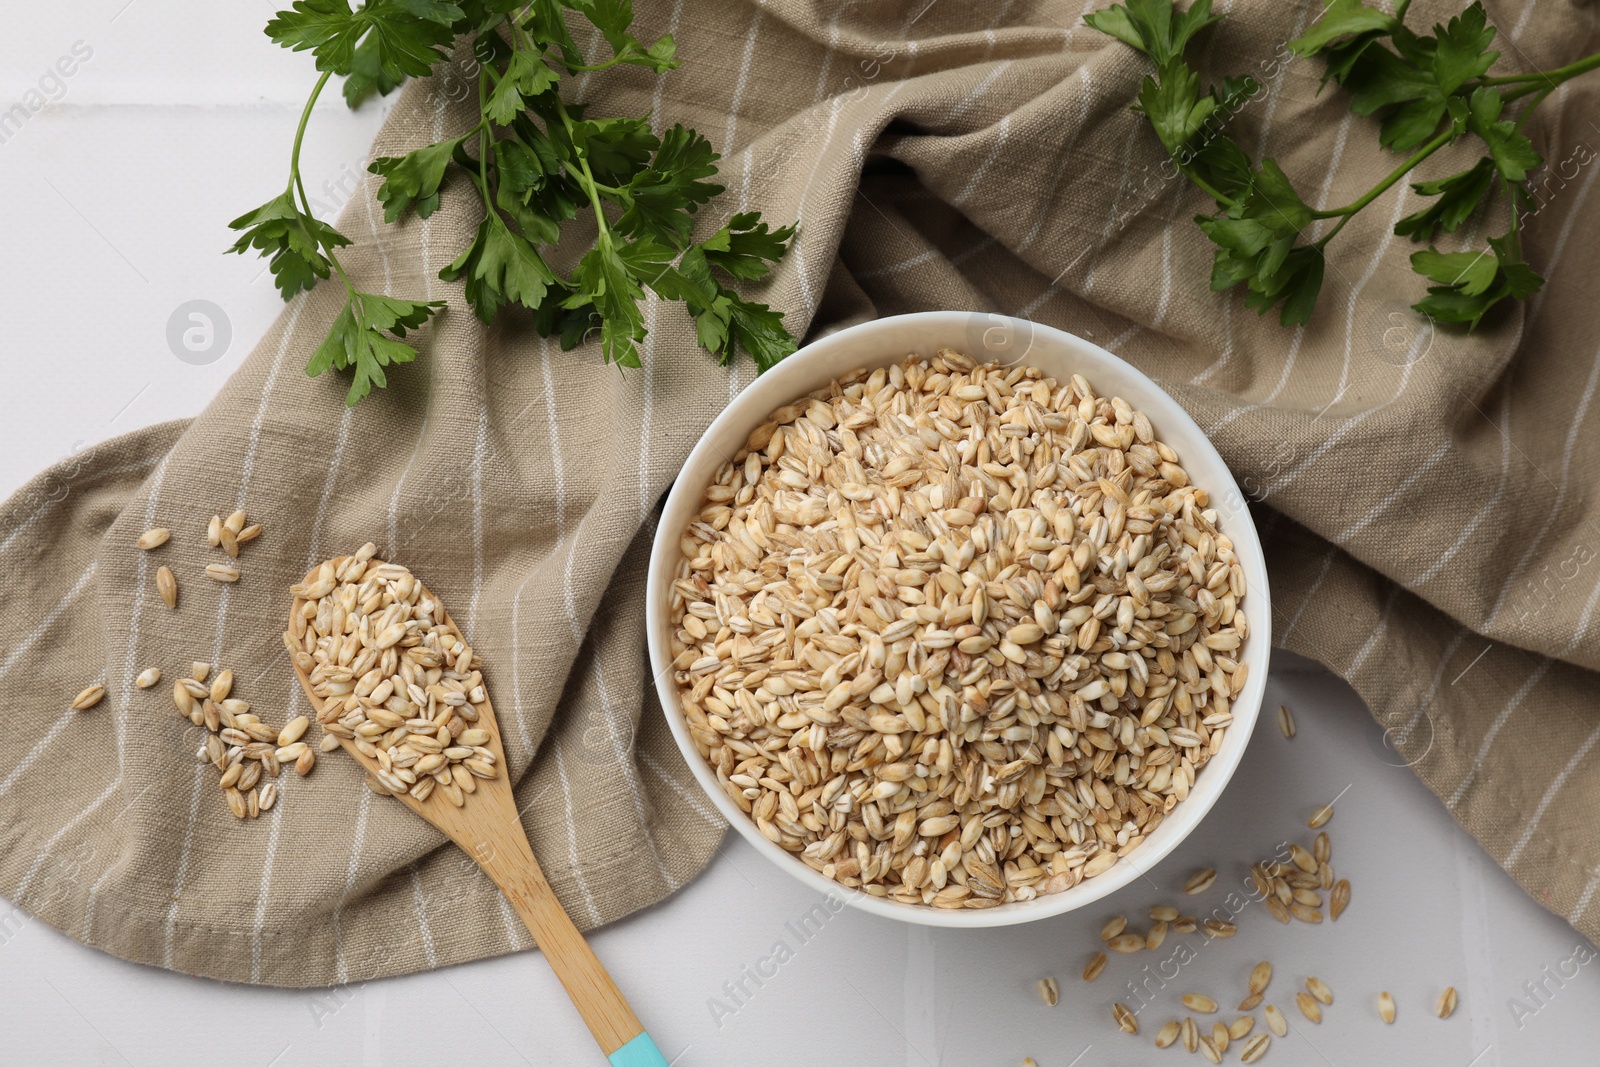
[229,0,796,405]
[1086,0,1600,328]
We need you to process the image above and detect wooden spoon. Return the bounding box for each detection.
[288,554,667,1067]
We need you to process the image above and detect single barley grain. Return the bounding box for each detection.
[220,526,239,558]
[1250,960,1273,994]
[1155,1020,1181,1048]
[1296,992,1322,1024]
[206,562,240,583]
[318,733,340,753]
[247,788,260,818]
[1229,1016,1254,1040]
[1212,1021,1229,1054]
[192,662,210,682]
[1181,1017,1198,1052]
[1240,1033,1271,1064]
[1146,920,1168,951]
[1309,803,1334,828]
[224,509,246,535]
[1037,977,1059,1007]
[1436,986,1457,1019]
[1108,934,1145,954]
[1173,916,1199,934]
[1306,977,1333,1006]
[1083,952,1108,982]
[1186,868,1218,895]
[1182,994,1218,1014]
[1290,903,1323,924]
[259,782,278,812]
[157,565,178,608]
[1331,879,1350,921]
[1203,919,1236,938]
[1198,1035,1221,1064]
[1150,904,1179,922]
[1238,992,1263,1011]
[137,527,170,550]
[207,515,222,547]
[1279,705,1295,738]
[278,716,309,746]
[210,669,234,703]
[225,787,247,819]
[237,523,263,545]
[135,667,161,689]
[1379,991,1396,1023]
[71,685,106,711]
[1314,831,1330,864]
[1113,1003,1138,1035]
[1101,915,1128,941]
[219,763,242,789]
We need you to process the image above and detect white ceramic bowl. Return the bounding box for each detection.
[646,311,1271,927]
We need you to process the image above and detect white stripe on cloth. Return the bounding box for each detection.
[332,787,373,984]
[1335,440,1452,545]
[163,294,306,966]
[82,453,173,937]
[411,866,439,968]
[1347,585,1403,676]
[1395,625,1471,743]
[466,401,489,629]
[1018,66,1093,253]
[386,95,447,557]
[1483,331,1600,630]
[0,455,161,560]
[551,743,603,926]
[1505,713,1600,867]
[640,750,723,828]
[945,61,1014,127]
[1411,391,1514,588]
[1446,658,1554,809]
[951,113,1011,206]
[646,0,686,137]
[1572,865,1600,924]
[590,658,677,892]
[1279,547,1336,643]
[723,3,765,159]
[0,561,96,684]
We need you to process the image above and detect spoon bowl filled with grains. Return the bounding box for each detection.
[647,312,1271,926]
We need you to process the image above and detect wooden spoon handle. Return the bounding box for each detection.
[477,832,668,1065]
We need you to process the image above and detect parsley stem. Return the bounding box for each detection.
[287,68,360,304]
[1483,50,1600,94]
[554,96,611,239]
[1312,126,1453,234]
[286,69,332,201]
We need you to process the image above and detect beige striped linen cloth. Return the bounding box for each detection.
[2,0,1599,985]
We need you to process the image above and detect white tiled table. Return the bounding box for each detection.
[2,4,1596,1064]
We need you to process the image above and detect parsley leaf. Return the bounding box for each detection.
[305,292,445,405]
[485,49,559,125]
[266,0,456,79]
[1084,0,1220,67]
[370,135,471,221]
[1288,0,1396,59]
[1413,232,1543,326]
[614,124,724,246]
[1466,87,1543,181]
[1394,157,1495,240]
[226,191,351,299]
[440,214,558,322]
